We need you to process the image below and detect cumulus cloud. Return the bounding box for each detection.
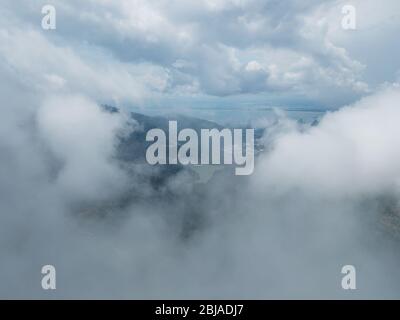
[0,27,168,106]
[3,0,397,107]
[254,85,400,197]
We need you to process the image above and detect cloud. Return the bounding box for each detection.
[254,85,400,197]
[0,28,171,106]
[37,94,130,202]
[3,0,396,106]
[0,76,400,298]
[1,0,400,299]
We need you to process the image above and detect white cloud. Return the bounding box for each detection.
[3,0,396,106]
[254,85,400,197]
[37,94,129,201]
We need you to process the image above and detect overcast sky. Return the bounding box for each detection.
[1,0,399,110]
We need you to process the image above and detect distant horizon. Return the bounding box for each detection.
[126,103,326,126]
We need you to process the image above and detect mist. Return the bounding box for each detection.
[1,0,400,299]
[1,83,400,298]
